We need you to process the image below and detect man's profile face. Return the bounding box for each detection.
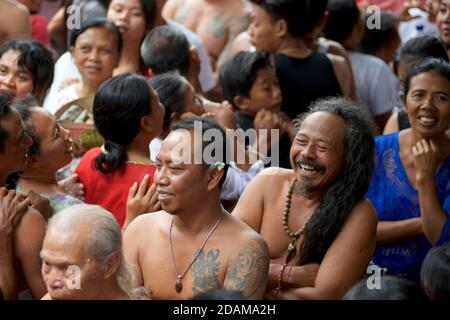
[290,111,346,194]
[248,5,280,53]
[155,129,209,215]
[40,228,108,300]
[0,109,32,175]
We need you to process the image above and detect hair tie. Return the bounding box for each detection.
[100,144,109,155]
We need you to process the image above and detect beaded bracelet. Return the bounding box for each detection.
[275,263,288,296]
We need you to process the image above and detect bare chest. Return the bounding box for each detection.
[140,241,229,299]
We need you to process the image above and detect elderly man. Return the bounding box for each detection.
[40,204,140,300]
[0,92,46,299]
[233,98,378,300]
[124,117,269,300]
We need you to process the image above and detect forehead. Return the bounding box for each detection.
[252,5,273,21]
[409,72,450,91]
[255,67,275,82]
[42,229,87,263]
[296,112,346,144]
[0,49,21,66]
[76,27,117,45]
[31,108,56,132]
[109,0,142,9]
[159,129,199,162]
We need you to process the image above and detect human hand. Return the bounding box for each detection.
[0,188,31,235]
[21,190,50,220]
[58,173,85,200]
[398,0,426,22]
[125,175,160,228]
[412,139,440,184]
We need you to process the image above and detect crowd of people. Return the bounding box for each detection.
[0,0,449,300]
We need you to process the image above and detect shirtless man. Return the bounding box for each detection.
[162,0,251,72]
[0,92,46,299]
[0,0,31,44]
[123,117,269,300]
[233,98,378,300]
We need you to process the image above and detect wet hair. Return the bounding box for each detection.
[360,11,399,55]
[395,35,449,75]
[249,0,312,37]
[192,289,246,300]
[48,204,137,297]
[171,117,230,188]
[323,0,361,44]
[0,92,13,153]
[220,50,273,109]
[93,73,154,173]
[343,275,427,300]
[10,95,40,156]
[106,0,156,31]
[141,25,191,75]
[149,72,190,132]
[420,243,450,300]
[293,98,376,265]
[69,18,123,54]
[0,39,54,97]
[403,58,450,98]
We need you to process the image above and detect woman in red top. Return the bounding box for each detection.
[76,73,164,227]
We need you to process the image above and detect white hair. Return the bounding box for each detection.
[48,204,136,297]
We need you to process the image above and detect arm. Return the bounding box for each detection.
[223,237,269,299]
[328,54,355,100]
[232,169,272,232]
[14,208,47,299]
[123,218,144,287]
[269,200,377,300]
[413,139,449,245]
[267,263,318,289]
[383,111,399,134]
[377,218,423,245]
[161,0,183,20]
[0,189,31,299]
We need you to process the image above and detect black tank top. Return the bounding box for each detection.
[275,52,343,120]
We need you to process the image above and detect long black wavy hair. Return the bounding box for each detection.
[293,98,376,265]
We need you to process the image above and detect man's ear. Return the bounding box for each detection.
[206,167,224,191]
[103,252,121,280]
[275,18,288,38]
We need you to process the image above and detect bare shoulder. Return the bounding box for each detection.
[16,207,46,232]
[0,0,29,16]
[223,215,269,299]
[253,167,292,185]
[125,210,169,235]
[346,199,378,228]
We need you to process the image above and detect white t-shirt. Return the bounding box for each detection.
[399,8,439,44]
[348,51,396,118]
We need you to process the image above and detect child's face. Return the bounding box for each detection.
[437,0,450,46]
[238,67,282,116]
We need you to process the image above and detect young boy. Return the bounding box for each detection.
[220,50,292,169]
